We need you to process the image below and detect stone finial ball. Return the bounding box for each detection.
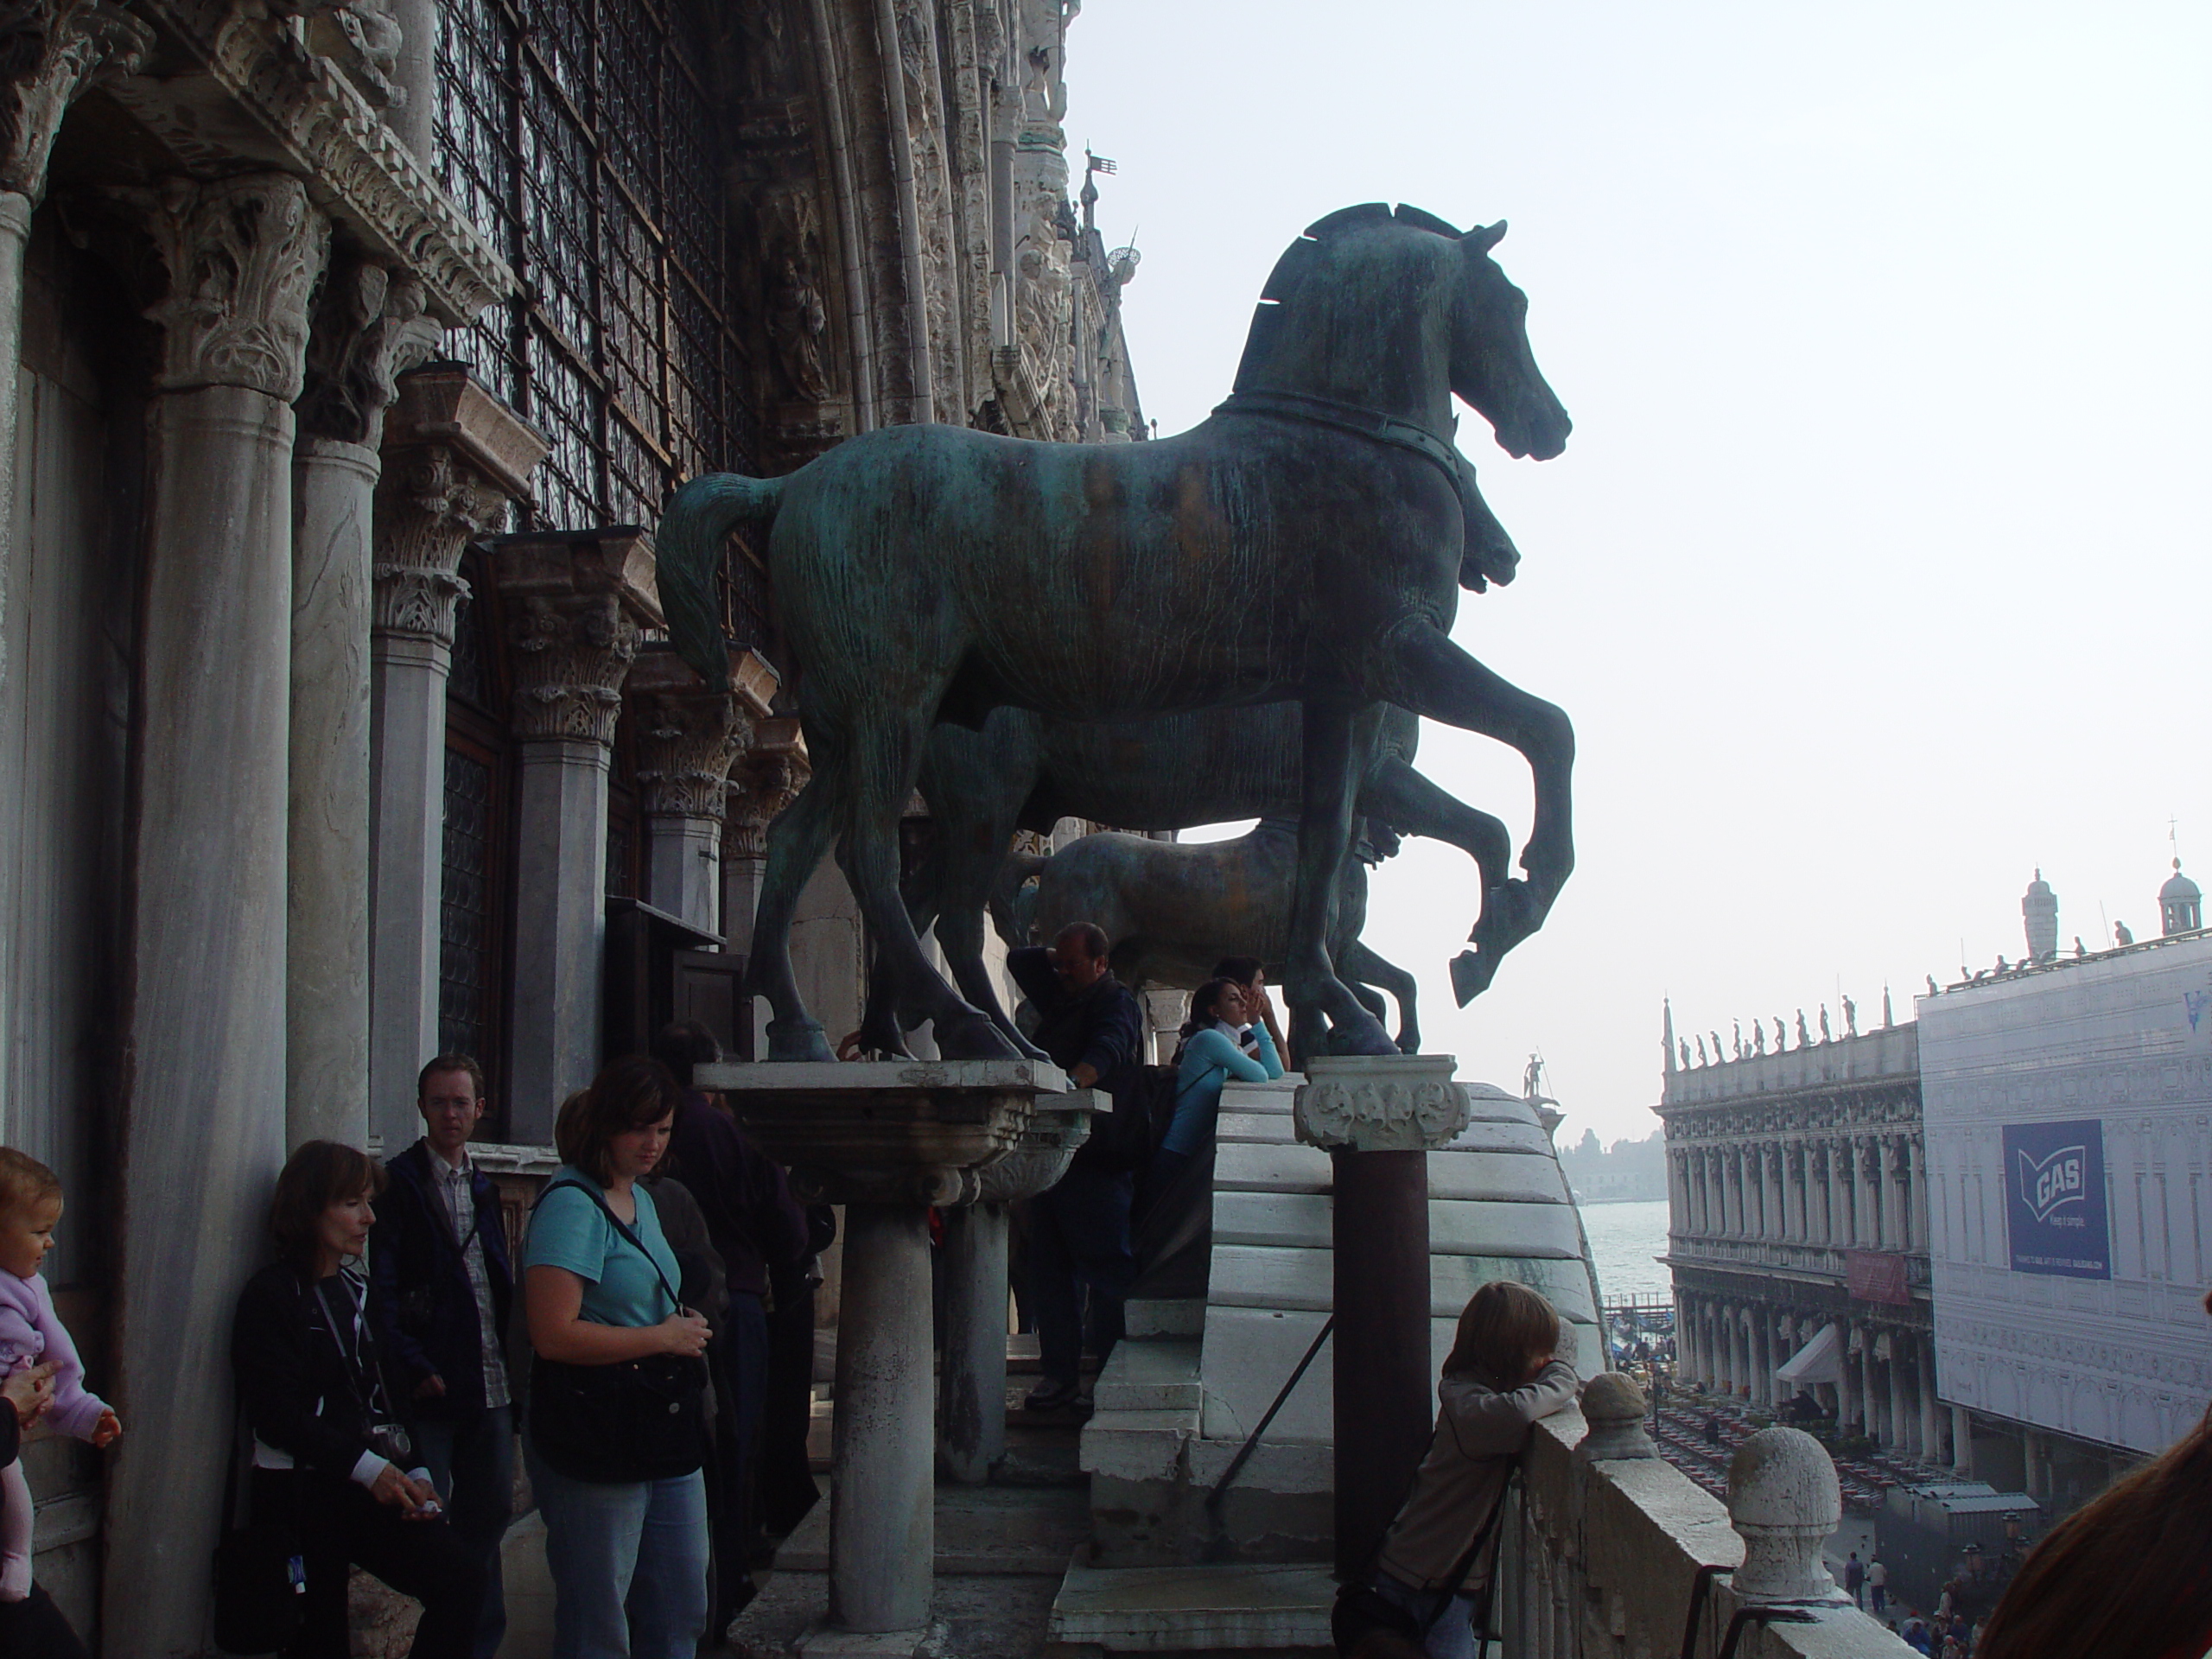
[1727,1427,1842,1530]
[1582,1371,1647,1423]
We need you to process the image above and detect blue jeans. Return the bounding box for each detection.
[525,1441,709,1659]
[415,1405,514,1659]
[1026,1165,1134,1385]
[1370,1573,1482,1659]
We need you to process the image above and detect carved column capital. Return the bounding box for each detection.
[723,715,809,859]
[0,0,152,203]
[298,257,442,445]
[1294,1054,1471,1154]
[625,645,779,820]
[135,174,332,398]
[485,531,663,747]
[373,365,547,647]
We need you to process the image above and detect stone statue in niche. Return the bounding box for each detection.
[769,257,829,400]
[658,204,1572,1062]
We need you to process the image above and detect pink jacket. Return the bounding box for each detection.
[0,1269,108,1441]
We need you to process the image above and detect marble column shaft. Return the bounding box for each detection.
[1951,1403,1974,1475]
[629,644,774,936]
[367,368,543,1148]
[104,172,329,1659]
[937,1202,1009,1484]
[1836,1323,1859,1431]
[1918,1335,1941,1460]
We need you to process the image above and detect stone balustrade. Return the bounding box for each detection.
[1497,1382,1914,1659]
[1668,1235,1932,1289]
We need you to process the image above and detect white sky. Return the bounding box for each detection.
[1059,3,2212,1147]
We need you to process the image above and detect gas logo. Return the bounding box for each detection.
[2018,1145,2086,1224]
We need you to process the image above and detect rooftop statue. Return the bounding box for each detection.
[1694,1036,1708,1068]
[659,203,1573,1061]
[1795,1010,1811,1049]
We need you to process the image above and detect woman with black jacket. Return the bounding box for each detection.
[232,1141,485,1659]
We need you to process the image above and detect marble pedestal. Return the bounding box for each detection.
[1294,1054,1471,1578]
[696,1058,1070,1642]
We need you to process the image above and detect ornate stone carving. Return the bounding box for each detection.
[137,173,331,398]
[724,715,808,859]
[298,257,441,443]
[1293,1054,1471,1154]
[505,593,639,747]
[102,0,512,327]
[624,645,779,822]
[485,531,662,747]
[0,0,151,201]
[371,446,503,644]
[974,1090,1092,1204]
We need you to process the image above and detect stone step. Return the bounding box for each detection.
[1046,1557,1336,1657]
[1123,1297,1204,1340]
[1213,1141,1572,1204]
[773,1479,1093,1576]
[1090,1338,1202,1412]
[1212,1191,1587,1259]
[1205,1243,1599,1323]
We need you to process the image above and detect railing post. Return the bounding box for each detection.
[1726,1427,1848,1604]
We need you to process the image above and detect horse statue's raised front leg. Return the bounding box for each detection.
[1287,700,1399,1060]
[1380,619,1576,995]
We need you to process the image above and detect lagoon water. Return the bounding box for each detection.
[1578,1198,1672,1305]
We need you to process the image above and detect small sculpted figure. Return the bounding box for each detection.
[1694,1036,1707,1068]
[1752,1023,1766,1057]
[1795,1011,1811,1049]
[1709,1032,1723,1065]
[1678,1039,1691,1071]
[1843,994,1857,1038]
[1732,1020,1743,1060]
[1926,975,1939,997]
[1772,1016,1785,1051]
[1819,1006,1831,1044]
[2115,921,2134,946]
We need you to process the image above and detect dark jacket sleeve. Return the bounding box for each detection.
[232,1268,377,1479]
[1007,946,1058,1008]
[1079,983,1145,1086]
[366,1170,438,1389]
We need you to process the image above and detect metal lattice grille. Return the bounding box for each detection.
[439,747,498,1060]
[432,0,756,531]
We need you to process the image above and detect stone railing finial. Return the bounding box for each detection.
[1726,1427,1847,1603]
[1575,1373,1658,1463]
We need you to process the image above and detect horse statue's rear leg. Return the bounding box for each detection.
[1286,701,1399,1061]
[1361,759,1532,1007]
[1340,940,1421,1054]
[749,776,841,1061]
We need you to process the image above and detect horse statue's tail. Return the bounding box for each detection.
[988,844,1049,948]
[657,472,787,690]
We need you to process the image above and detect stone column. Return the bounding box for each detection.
[1951,1403,1974,1475]
[1853,1138,1875,1249]
[0,0,151,1130]
[1904,1136,1927,1252]
[102,173,329,1659]
[367,368,543,1149]
[287,262,440,1147]
[832,1201,936,1630]
[1296,1055,1471,1579]
[1720,1148,1739,1236]
[1825,1142,1844,1246]
[1890,1334,1914,1456]
[721,719,808,958]
[1835,1323,1859,1433]
[1918,1335,1941,1462]
[1859,1338,1880,1443]
[1783,1146,1803,1242]
[1764,1144,1783,1243]
[625,644,776,933]
[488,531,660,1141]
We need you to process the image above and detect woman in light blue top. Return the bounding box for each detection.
[1145,978,1284,1207]
[524,1056,713,1659]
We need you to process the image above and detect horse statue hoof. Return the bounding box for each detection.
[1326,1012,1401,1058]
[766,1019,836,1063]
[935,1011,1025,1062]
[1449,950,1493,1008]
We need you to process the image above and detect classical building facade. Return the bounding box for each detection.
[1658,1015,1948,1462]
[0,0,1138,1644]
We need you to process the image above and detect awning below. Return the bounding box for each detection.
[1775,1322,1841,1387]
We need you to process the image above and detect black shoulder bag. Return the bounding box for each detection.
[527,1179,709,1484]
[1330,1470,1516,1657]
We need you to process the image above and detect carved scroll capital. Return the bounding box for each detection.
[1293,1055,1471,1154]
[0,0,153,203]
[626,645,780,821]
[298,258,442,443]
[723,715,809,859]
[135,173,331,399]
[371,444,504,645]
[485,531,662,748]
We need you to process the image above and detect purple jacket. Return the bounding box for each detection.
[0,1269,109,1441]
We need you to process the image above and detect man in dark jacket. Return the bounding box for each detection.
[368,1054,515,1659]
[1010,923,1146,1410]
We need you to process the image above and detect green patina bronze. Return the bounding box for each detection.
[658,202,1573,1062]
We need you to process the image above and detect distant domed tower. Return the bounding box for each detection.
[2160,860,2202,936]
[2022,869,2058,962]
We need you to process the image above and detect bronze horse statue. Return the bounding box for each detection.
[887,700,1544,1059]
[1001,817,1424,1052]
[659,202,1573,1061]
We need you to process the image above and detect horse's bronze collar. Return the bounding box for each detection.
[1213,388,1465,502]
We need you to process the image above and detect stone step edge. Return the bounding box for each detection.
[1046,1551,1336,1656]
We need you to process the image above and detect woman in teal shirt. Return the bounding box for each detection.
[1147,979,1284,1205]
[524,1056,713,1659]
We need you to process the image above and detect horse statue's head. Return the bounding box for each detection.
[1233,203,1571,461]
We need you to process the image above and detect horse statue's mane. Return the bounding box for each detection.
[1233,202,1470,393]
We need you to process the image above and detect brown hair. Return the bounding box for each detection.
[554,1055,683,1185]
[1442,1281,1560,1382]
[0,1148,61,1217]
[269,1141,385,1271]
[1974,1409,2212,1659]
[417,1052,486,1102]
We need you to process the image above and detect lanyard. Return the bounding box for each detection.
[314,1269,391,1421]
